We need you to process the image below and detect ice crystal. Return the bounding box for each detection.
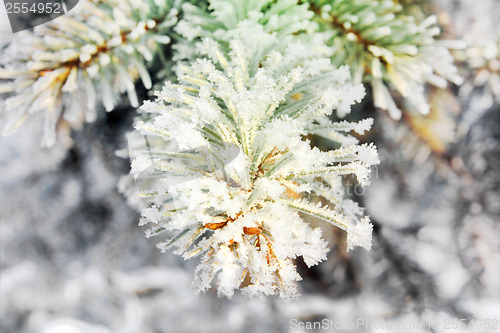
[131,37,378,298]
[0,0,178,146]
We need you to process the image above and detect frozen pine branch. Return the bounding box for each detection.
[310,0,464,119]
[130,36,378,298]
[0,0,178,147]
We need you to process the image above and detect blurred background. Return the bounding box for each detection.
[1,0,499,332]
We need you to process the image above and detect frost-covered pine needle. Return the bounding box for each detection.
[131,37,379,299]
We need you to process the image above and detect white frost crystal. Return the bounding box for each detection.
[131,36,379,298]
[347,217,373,251]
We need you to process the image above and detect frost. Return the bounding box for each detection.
[346,217,373,251]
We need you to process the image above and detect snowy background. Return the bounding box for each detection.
[1,0,499,332]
